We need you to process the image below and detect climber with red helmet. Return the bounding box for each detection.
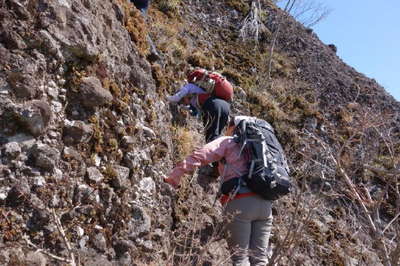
[167,68,233,143]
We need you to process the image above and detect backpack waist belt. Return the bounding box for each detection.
[220,192,257,205]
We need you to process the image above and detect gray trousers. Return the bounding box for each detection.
[225,195,273,266]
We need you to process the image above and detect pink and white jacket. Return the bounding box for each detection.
[168,136,249,187]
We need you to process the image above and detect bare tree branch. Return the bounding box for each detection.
[239,0,265,42]
[23,235,73,264]
[52,209,77,266]
[383,212,400,234]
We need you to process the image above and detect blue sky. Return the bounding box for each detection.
[279,0,400,101]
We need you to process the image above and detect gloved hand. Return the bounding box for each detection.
[163,176,179,189]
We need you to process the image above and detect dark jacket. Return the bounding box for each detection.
[131,0,149,12]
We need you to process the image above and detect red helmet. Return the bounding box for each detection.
[187,68,207,83]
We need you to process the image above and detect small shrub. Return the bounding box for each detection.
[225,0,250,14]
[155,0,181,15]
[247,89,288,122]
[121,1,149,56]
[187,51,215,69]
[222,68,242,84]
[151,64,167,95]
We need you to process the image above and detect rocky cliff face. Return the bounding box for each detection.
[0,0,399,265]
[0,0,180,264]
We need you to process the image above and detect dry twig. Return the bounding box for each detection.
[51,208,77,266]
[23,235,72,264]
[239,0,264,42]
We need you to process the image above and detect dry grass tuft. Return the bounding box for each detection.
[117,0,149,56]
[225,0,250,14]
[187,51,215,69]
[171,125,201,163]
[154,0,181,15]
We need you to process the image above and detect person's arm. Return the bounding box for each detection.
[167,83,205,103]
[165,137,229,188]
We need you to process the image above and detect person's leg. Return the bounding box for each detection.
[216,98,230,135]
[225,200,253,266]
[202,106,217,143]
[201,97,230,143]
[249,199,273,266]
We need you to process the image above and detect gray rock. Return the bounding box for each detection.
[73,184,98,205]
[1,31,27,50]
[79,235,89,249]
[91,232,107,252]
[128,206,151,239]
[5,133,36,151]
[63,146,83,161]
[78,77,113,108]
[47,130,59,139]
[21,164,41,177]
[51,100,63,113]
[0,248,10,264]
[8,0,30,20]
[38,30,61,58]
[0,187,9,201]
[140,124,156,139]
[86,167,104,183]
[130,103,146,119]
[63,120,93,145]
[47,85,59,99]
[7,72,38,99]
[33,176,46,187]
[30,143,60,171]
[113,239,135,257]
[30,194,46,209]
[115,252,132,266]
[99,186,115,204]
[136,239,154,252]
[6,183,30,207]
[111,165,130,190]
[28,208,50,230]
[3,142,21,159]
[328,43,337,53]
[345,257,359,266]
[76,205,96,216]
[121,136,135,147]
[76,226,85,237]
[138,177,155,195]
[49,193,61,208]
[152,228,165,241]
[304,117,318,131]
[124,149,151,170]
[0,248,25,265]
[82,256,113,266]
[112,3,125,23]
[53,168,64,181]
[17,100,52,137]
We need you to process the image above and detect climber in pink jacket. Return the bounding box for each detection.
[165,117,273,266]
